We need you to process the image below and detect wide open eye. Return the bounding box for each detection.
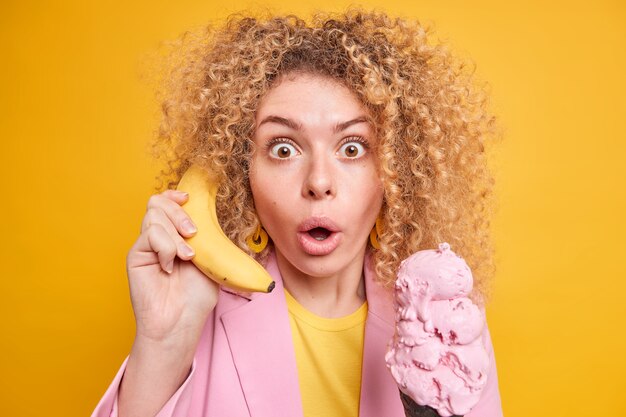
[339,141,366,158]
[269,142,298,159]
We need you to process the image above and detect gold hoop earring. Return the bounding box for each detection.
[246,223,269,253]
[369,215,383,249]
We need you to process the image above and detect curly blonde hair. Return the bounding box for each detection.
[148,6,502,305]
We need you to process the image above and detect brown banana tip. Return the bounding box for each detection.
[267,281,276,293]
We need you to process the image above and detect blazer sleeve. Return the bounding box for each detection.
[465,323,504,417]
[90,354,198,417]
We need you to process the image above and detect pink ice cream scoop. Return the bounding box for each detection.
[385,242,490,417]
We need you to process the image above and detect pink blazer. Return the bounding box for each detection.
[92,248,503,417]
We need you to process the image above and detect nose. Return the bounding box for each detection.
[302,155,336,199]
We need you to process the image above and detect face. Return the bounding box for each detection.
[249,72,384,279]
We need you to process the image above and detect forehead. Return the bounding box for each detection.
[255,73,370,124]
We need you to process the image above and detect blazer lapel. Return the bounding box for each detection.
[220,250,303,417]
[359,248,405,417]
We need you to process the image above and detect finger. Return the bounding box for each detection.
[162,189,189,203]
[140,223,178,274]
[144,193,198,238]
[141,207,196,261]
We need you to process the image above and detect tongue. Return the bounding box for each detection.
[308,227,331,240]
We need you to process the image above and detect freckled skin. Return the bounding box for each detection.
[249,73,384,297]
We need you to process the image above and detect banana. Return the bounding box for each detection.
[176,164,275,293]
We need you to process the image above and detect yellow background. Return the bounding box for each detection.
[2,1,624,415]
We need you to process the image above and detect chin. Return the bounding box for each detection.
[282,244,362,278]
[297,253,343,274]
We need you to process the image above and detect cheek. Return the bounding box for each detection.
[363,186,384,218]
[249,166,287,226]
[360,174,384,220]
[249,157,271,199]
[353,165,383,203]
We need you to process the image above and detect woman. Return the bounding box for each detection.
[92,8,503,417]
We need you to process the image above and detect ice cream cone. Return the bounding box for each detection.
[387,243,487,417]
[399,391,462,417]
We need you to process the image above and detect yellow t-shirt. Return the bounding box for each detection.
[284,288,368,417]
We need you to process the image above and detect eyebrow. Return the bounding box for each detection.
[257,115,372,133]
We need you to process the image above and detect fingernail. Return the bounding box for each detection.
[165,260,174,274]
[180,242,195,257]
[182,219,197,234]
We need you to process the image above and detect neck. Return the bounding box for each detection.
[275,247,367,318]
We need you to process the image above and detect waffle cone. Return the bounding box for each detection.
[399,391,463,417]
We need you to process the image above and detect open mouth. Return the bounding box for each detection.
[307,227,332,241]
[297,219,342,256]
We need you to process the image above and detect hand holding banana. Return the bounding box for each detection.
[125,164,274,346]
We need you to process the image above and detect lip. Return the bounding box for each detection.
[296,216,342,256]
[297,230,343,255]
[297,216,341,233]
